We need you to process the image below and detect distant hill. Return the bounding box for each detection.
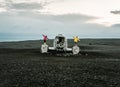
[0,39,120,49]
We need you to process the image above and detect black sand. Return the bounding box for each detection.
[0,39,120,87]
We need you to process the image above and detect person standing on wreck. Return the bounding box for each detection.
[73,36,80,44]
[42,34,48,43]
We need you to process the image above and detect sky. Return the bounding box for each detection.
[0,0,120,41]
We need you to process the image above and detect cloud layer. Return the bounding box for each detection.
[0,0,120,41]
[111,10,120,15]
[0,0,54,12]
[0,12,120,39]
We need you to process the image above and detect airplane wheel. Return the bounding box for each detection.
[41,43,48,53]
[72,45,80,55]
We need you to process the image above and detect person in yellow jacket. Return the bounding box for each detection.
[73,36,80,44]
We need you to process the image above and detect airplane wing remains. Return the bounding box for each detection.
[41,34,80,55]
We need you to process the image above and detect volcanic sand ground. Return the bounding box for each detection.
[0,39,120,87]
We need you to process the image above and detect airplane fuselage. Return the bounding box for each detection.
[53,34,68,51]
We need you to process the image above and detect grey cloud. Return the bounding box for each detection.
[10,3,43,10]
[17,12,97,24]
[0,0,70,13]
[0,0,12,9]
[111,10,120,15]
[52,14,97,23]
[111,24,120,27]
[0,0,51,12]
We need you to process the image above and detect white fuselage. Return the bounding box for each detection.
[53,35,68,51]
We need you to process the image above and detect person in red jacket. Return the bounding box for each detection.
[42,34,48,43]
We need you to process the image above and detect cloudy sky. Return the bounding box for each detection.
[0,0,120,41]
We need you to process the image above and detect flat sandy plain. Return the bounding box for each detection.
[0,39,120,87]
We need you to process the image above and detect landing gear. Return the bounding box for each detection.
[41,43,48,53]
[72,45,80,55]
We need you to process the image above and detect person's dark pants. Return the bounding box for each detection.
[44,40,46,43]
